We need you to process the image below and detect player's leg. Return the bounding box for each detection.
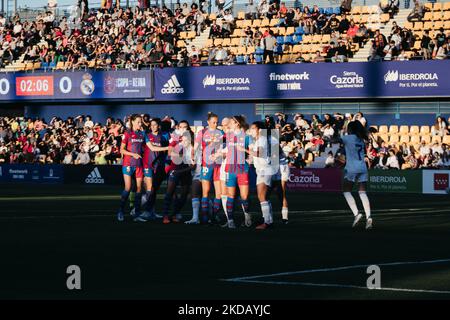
[357,174,372,229]
[255,175,273,230]
[149,166,166,218]
[200,167,213,224]
[343,174,363,227]
[173,180,190,223]
[211,169,223,224]
[118,168,133,221]
[280,165,290,224]
[186,179,202,224]
[220,164,228,218]
[237,173,251,227]
[132,168,144,219]
[226,173,238,228]
[162,171,177,224]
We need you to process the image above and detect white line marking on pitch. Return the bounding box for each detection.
[221,258,450,294]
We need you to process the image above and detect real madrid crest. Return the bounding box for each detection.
[80,74,95,96]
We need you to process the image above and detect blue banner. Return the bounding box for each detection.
[0,70,152,101]
[0,164,63,183]
[154,61,450,101]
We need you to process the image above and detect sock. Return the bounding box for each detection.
[226,197,235,221]
[201,197,209,221]
[221,195,228,217]
[141,192,148,208]
[145,190,153,212]
[134,192,142,215]
[119,190,130,212]
[282,207,288,220]
[359,191,371,219]
[191,198,200,221]
[240,199,249,215]
[213,198,221,216]
[268,201,273,224]
[129,191,135,209]
[261,201,271,224]
[343,192,359,217]
[163,193,172,216]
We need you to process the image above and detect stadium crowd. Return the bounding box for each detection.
[1,1,448,69]
[0,113,449,170]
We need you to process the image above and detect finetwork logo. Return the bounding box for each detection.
[161,75,184,94]
[85,167,105,184]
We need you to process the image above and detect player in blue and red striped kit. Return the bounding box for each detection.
[117,114,168,222]
[195,112,224,224]
[134,118,169,221]
[223,115,251,229]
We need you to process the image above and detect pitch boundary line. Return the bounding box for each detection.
[0,208,450,220]
[221,258,450,294]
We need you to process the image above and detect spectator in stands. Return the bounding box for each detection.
[338,13,350,34]
[373,30,388,57]
[420,30,432,60]
[340,0,352,14]
[325,151,335,168]
[407,0,424,22]
[436,28,447,49]
[383,40,399,61]
[312,50,325,63]
[246,0,257,20]
[75,148,90,165]
[212,44,228,64]
[262,30,276,64]
[432,117,448,137]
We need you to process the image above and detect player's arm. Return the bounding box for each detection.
[145,141,169,152]
[120,134,141,159]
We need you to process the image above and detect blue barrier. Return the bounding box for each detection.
[154,61,450,101]
[0,164,63,184]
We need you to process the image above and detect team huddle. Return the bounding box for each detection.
[117,113,372,230]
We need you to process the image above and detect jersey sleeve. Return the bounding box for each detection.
[195,129,204,145]
[122,131,129,148]
[144,133,150,144]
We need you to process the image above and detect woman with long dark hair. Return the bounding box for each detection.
[342,120,373,230]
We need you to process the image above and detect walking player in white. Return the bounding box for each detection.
[242,121,276,229]
[341,121,373,230]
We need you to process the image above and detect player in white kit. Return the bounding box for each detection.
[341,120,373,230]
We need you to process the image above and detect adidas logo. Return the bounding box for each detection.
[161,75,184,94]
[85,167,105,184]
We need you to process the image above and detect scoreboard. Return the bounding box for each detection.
[0,70,153,102]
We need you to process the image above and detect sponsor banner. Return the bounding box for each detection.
[63,165,122,185]
[0,70,152,101]
[422,170,450,194]
[0,164,63,183]
[287,168,342,192]
[367,170,422,193]
[154,61,450,101]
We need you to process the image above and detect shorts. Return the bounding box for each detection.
[273,164,290,182]
[220,162,227,182]
[192,165,202,181]
[200,166,221,182]
[226,172,249,188]
[168,168,192,186]
[143,167,154,178]
[256,167,273,187]
[344,171,368,183]
[122,166,144,179]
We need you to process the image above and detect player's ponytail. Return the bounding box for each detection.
[207,112,218,121]
[347,120,368,142]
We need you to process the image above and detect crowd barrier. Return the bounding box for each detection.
[1,61,449,103]
[1,164,449,194]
